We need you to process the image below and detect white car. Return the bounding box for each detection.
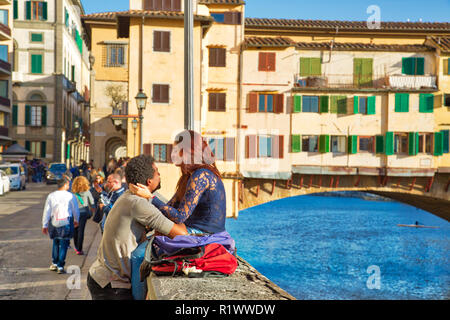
[0,164,26,191]
[0,169,10,195]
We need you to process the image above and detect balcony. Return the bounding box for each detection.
[0,126,8,138]
[293,73,437,92]
[0,58,11,75]
[0,95,10,107]
[62,76,76,93]
[0,1,12,5]
[0,22,11,41]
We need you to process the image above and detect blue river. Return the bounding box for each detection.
[225,193,450,300]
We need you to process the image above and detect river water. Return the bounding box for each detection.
[225,193,450,300]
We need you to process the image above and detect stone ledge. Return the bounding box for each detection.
[146,256,296,300]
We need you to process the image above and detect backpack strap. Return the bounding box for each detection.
[75,193,85,206]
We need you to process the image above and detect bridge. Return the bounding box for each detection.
[227,169,450,222]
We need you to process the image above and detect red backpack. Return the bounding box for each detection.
[140,242,238,279]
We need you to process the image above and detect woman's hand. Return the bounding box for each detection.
[129,183,153,200]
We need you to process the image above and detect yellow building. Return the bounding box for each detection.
[85,1,450,217]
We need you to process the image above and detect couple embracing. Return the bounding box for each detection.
[87,130,227,300]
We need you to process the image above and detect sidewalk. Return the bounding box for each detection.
[65,220,102,300]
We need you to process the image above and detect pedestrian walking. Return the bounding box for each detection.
[42,176,80,274]
[71,176,95,255]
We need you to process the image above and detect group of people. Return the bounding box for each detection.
[41,130,227,299]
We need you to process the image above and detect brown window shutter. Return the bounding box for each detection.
[223,12,233,24]
[267,52,276,71]
[218,48,226,67]
[161,85,169,103]
[208,93,216,111]
[143,143,152,156]
[162,32,170,52]
[152,84,160,102]
[258,52,267,71]
[271,136,284,159]
[225,137,235,161]
[233,12,242,24]
[166,144,173,163]
[154,31,162,51]
[274,94,284,113]
[162,0,171,10]
[173,0,181,11]
[246,135,257,158]
[143,0,152,10]
[209,48,217,67]
[248,92,258,113]
[218,93,226,111]
[154,0,162,10]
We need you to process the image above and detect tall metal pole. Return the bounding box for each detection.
[184,0,194,130]
[139,16,144,155]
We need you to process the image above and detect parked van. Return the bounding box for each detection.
[0,163,27,191]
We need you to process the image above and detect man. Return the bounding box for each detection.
[99,173,125,232]
[42,176,79,274]
[87,155,187,300]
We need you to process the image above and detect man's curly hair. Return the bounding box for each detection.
[125,154,156,185]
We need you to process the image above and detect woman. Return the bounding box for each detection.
[130,130,226,235]
[71,176,95,255]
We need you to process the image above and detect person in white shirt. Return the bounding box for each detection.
[42,176,80,274]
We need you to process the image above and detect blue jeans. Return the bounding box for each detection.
[52,238,70,268]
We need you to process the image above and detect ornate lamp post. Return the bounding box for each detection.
[131,118,138,156]
[135,89,148,155]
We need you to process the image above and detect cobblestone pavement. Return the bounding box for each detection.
[0,183,99,300]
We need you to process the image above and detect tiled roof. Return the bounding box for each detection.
[296,41,434,52]
[429,37,450,53]
[82,10,213,22]
[199,0,245,4]
[82,11,126,21]
[244,36,295,47]
[245,18,450,33]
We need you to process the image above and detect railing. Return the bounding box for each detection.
[0,126,8,137]
[294,74,437,90]
[0,58,11,73]
[62,76,76,93]
[0,95,10,107]
[0,23,11,37]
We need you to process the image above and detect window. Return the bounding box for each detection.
[331,136,346,153]
[418,133,433,154]
[152,84,170,103]
[395,93,409,112]
[0,9,8,26]
[354,96,376,114]
[330,96,347,114]
[302,96,319,113]
[0,80,8,98]
[419,93,434,113]
[208,92,226,111]
[30,33,43,43]
[358,97,367,114]
[402,57,425,76]
[26,1,48,21]
[248,93,283,113]
[153,144,167,163]
[441,130,449,154]
[143,0,181,11]
[245,135,283,159]
[302,135,319,152]
[208,138,224,160]
[25,105,47,127]
[65,8,69,27]
[359,136,374,153]
[30,106,42,126]
[259,94,273,112]
[14,0,18,20]
[258,52,276,72]
[26,141,46,158]
[299,57,321,76]
[209,48,226,67]
[105,44,126,67]
[354,58,373,87]
[210,12,241,24]
[444,94,450,107]
[258,136,272,158]
[30,54,43,74]
[0,45,7,62]
[394,133,408,154]
[153,31,170,52]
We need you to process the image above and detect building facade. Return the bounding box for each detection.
[83,0,450,217]
[10,0,90,165]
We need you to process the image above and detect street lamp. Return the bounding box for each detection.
[131,118,138,156]
[135,89,148,155]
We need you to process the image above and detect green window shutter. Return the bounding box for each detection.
[310,58,321,76]
[41,141,46,158]
[408,132,418,156]
[415,57,424,75]
[337,96,347,114]
[31,54,43,74]
[300,57,311,76]
[375,135,384,154]
[319,135,330,153]
[66,143,70,159]
[291,135,301,153]
[419,93,434,113]
[361,58,373,87]
[31,33,43,42]
[395,93,402,112]
[330,96,338,114]
[402,57,415,75]
[354,58,362,86]
[25,141,30,151]
[385,132,394,155]
[26,1,31,20]
[319,96,329,113]
[434,132,443,156]
[13,0,18,19]
[41,106,47,127]
[12,105,18,126]
[25,105,31,126]
[441,130,449,153]
[353,96,359,114]
[348,135,358,154]
[293,95,302,113]
[65,9,69,27]
[395,93,409,112]
[42,2,48,21]
[367,96,376,115]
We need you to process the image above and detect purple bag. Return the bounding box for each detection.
[153,231,236,257]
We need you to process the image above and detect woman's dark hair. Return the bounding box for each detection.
[125,155,156,185]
